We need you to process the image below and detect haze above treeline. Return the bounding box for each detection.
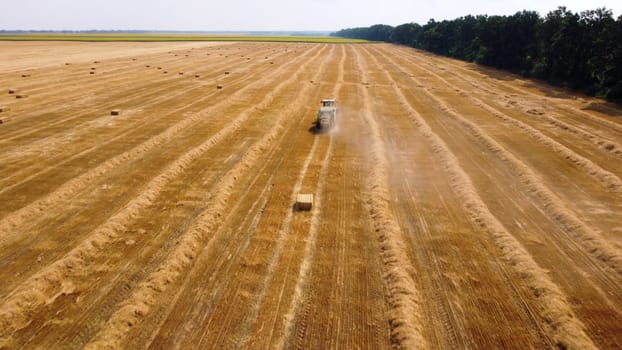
[0,30,332,36]
[0,0,620,31]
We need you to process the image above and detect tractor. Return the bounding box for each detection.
[316,99,337,131]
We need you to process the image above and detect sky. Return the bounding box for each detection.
[0,0,620,32]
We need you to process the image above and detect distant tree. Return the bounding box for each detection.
[366,24,394,42]
[419,19,454,55]
[507,11,541,73]
[331,6,622,103]
[535,7,582,84]
[331,27,370,39]
[607,15,622,101]
[331,24,393,42]
[451,15,481,61]
[390,23,421,46]
[580,8,617,96]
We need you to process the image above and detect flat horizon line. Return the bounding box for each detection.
[0,30,336,35]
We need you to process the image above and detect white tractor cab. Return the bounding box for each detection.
[316,99,337,131]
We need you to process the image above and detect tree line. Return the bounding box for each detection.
[332,7,622,102]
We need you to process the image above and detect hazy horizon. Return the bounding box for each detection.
[1,0,620,32]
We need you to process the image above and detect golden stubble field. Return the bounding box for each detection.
[1,41,622,349]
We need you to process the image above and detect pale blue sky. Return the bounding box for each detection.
[1,0,620,31]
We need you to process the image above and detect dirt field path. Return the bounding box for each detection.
[1,42,621,349]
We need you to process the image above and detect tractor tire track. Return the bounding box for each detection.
[0,45,318,251]
[84,44,334,350]
[352,46,428,349]
[0,45,326,345]
[360,45,597,350]
[370,45,622,277]
[0,46,291,201]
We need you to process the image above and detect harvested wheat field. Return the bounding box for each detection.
[1,41,622,349]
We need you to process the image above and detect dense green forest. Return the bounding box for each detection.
[332,7,622,102]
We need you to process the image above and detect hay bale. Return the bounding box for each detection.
[195,74,200,78]
[65,62,71,65]
[8,89,15,94]
[0,119,3,124]
[90,71,95,75]
[217,85,223,89]
[224,71,230,75]
[0,106,8,112]
[110,109,121,116]
[15,94,28,99]
[270,62,274,64]
[21,74,30,78]
[91,67,96,70]
[178,72,184,75]
[527,108,545,115]
[93,60,100,64]
[157,67,162,70]
[163,71,168,74]
[295,194,313,211]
